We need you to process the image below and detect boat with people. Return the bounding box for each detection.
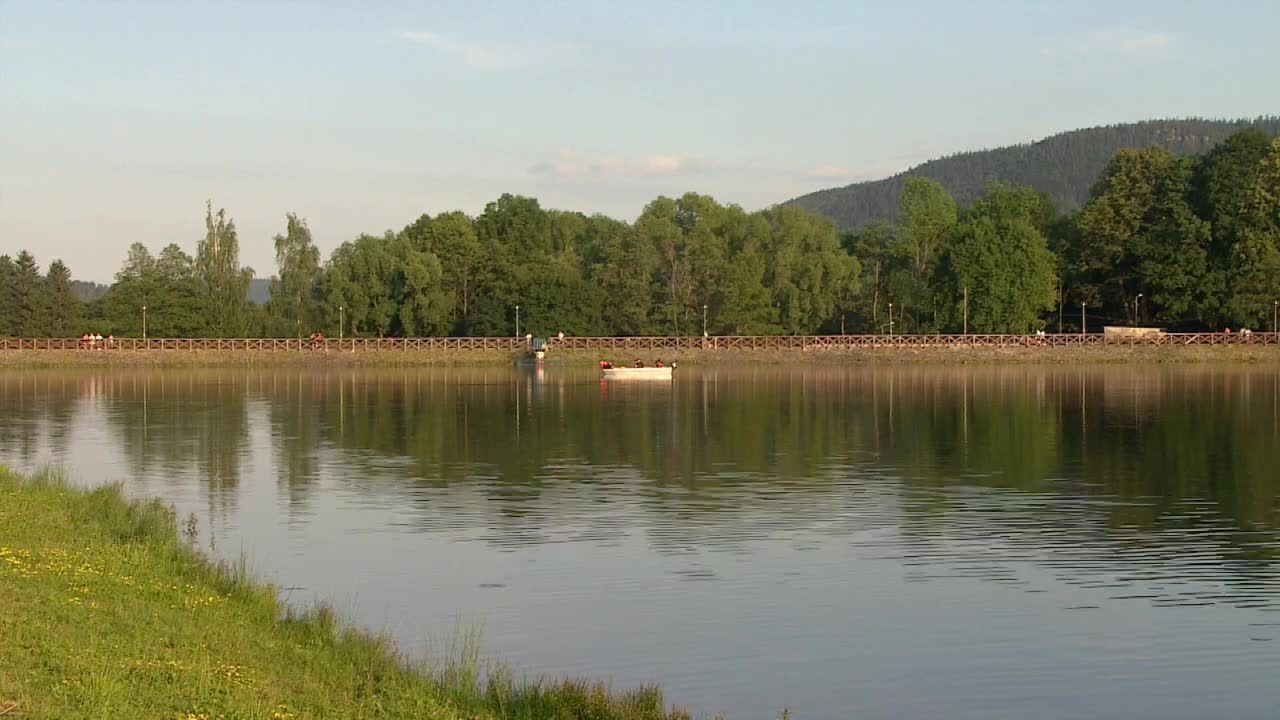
[599,359,675,380]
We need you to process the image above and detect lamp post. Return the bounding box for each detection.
[1080,302,1086,337]
[888,302,894,338]
[702,304,708,336]
[142,305,147,341]
[338,306,344,340]
[1134,293,1143,326]
[515,305,520,339]
[1274,300,1278,335]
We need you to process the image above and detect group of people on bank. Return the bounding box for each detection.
[79,333,113,349]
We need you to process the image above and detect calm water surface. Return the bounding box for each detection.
[2,366,1279,719]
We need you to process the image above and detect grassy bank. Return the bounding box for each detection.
[3,344,1279,369]
[0,467,693,720]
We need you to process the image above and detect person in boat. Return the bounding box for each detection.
[599,360,613,370]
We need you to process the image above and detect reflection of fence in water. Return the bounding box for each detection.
[2,333,1279,351]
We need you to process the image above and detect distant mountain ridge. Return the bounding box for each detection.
[784,117,1280,230]
[248,279,271,305]
[71,280,110,302]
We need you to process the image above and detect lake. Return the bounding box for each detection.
[1,365,1278,719]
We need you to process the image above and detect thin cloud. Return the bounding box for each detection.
[398,30,572,70]
[528,149,698,178]
[641,155,684,174]
[1042,28,1181,59]
[805,165,853,180]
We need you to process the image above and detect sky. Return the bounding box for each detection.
[2,0,1278,282]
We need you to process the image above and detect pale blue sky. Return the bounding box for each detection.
[2,0,1278,280]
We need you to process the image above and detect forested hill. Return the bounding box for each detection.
[785,117,1280,229]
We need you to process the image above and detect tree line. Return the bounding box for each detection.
[845,128,1280,333]
[2,129,1278,338]
[787,116,1280,231]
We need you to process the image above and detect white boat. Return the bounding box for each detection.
[602,366,673,380]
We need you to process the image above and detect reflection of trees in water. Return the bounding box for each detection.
[0,372,254,518]
[100,372,250,515]
[247,366,1280,546]
[257,373,324,509]
[0,374,81,464]
[3,366,1278,604]
[247,364,1280,609]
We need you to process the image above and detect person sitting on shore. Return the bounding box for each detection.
[81,333,91,349]
[634,359,644,368]
[655,359,665,368]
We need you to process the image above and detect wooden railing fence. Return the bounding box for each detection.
[2,333,1277,352]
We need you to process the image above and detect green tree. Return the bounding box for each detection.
[269,213,321,337]
[718,229,778,334]
[153,244,207,336]
[102,243,156,336]
[636,197,689,333]
[321,233,397,337]
[43,259,81,336]
[895,177,957,330]
[11,251,48,337]
[465,194,557,336]
[762,206,859,334]
[589,216,657,335]
[939,184,1058,333]
[101,243,205,337]
[846,224,897,332]
[0,255,15,336]
[402,211,485,332]
[197,202,253,337]
[1075,148,1212,326]
[1205,132,1280,327]
[1222,136,1280,328]
[390,235,453,336]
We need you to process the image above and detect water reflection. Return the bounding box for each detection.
[2,365,1279,718]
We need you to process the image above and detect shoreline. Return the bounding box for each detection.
[2,344,1279,368]
[0,466,695,720]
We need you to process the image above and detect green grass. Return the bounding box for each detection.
[0,466,694,720]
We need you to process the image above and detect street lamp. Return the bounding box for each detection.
[1274,300,1278,335]
[515,305,520,339]
[142,305,147,340]
[888,302,894,338]
[1134,293,1143,326]
[1080,302,1086,336]
[702,304,708,336]
[338,306,344,340]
